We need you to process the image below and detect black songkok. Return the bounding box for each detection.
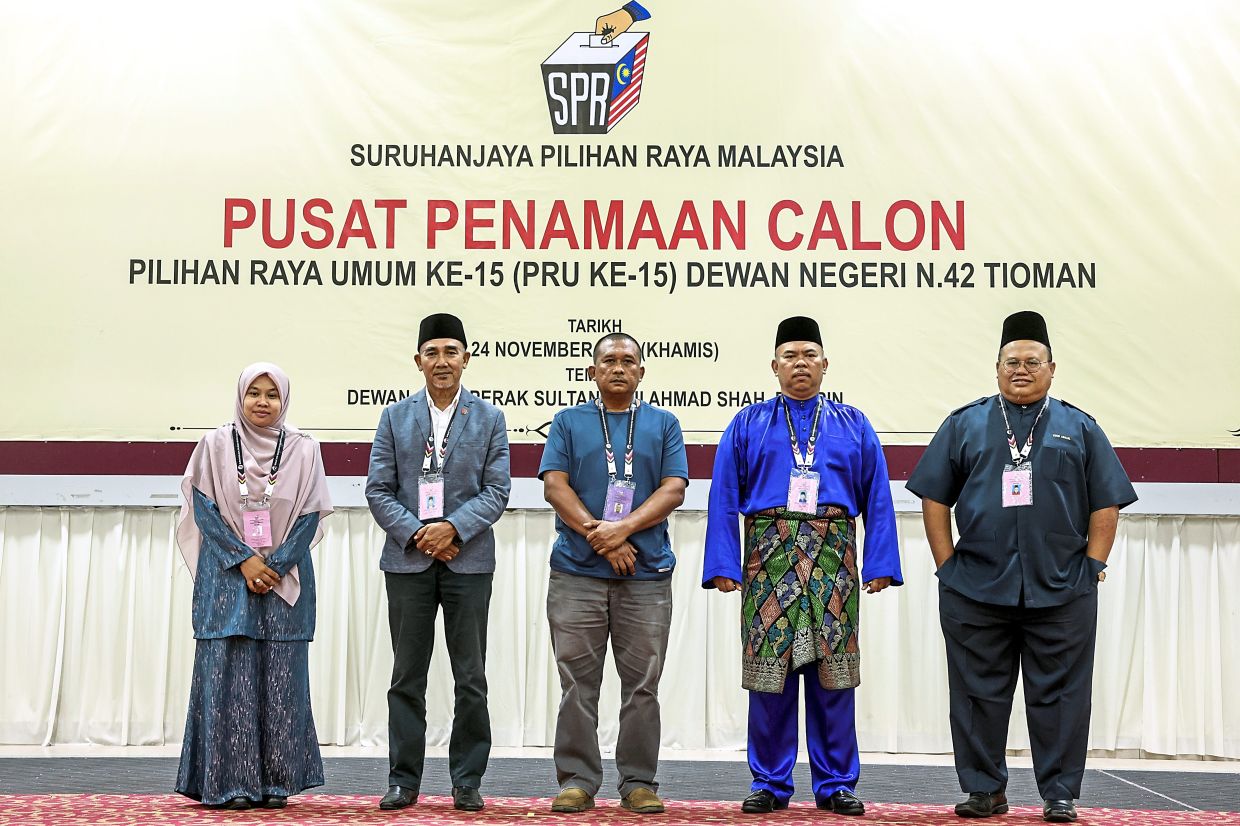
[1000,310,1051,358]
[418,313,468,349]
[775,316,822,349]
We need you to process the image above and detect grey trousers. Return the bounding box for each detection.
[546,569,673,797]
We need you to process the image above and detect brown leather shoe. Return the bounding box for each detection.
[622,787,666,814]
[551,787,595,813]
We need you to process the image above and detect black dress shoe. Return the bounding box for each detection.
[1043,799,1077,823]
[955,791,1009,818]
[819,789,866,816]
[379,785,418,810]
[262,795,287,809]
[453,786,485,812]
[741,789,788,813]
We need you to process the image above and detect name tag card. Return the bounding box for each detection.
[787,470,820,514]
[243,509,273,549]
[419,473,445,520]
[604,479,636,522]
[1002,463,1033,507]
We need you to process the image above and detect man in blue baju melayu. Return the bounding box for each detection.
[703,316,903,817]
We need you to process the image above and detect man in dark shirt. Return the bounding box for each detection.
[906,311,1137,823]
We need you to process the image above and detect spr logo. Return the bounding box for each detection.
[540,4,650,134]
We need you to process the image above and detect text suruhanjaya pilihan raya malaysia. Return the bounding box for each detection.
[349,143,844,169]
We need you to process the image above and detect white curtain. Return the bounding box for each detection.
[1,507,1238,758]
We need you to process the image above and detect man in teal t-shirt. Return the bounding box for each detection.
[538,333,688,815]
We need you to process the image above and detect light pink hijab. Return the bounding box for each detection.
[176,362,333,606]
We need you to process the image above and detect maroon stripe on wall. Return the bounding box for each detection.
[2,442,1238,483]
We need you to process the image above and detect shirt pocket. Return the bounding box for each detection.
[1041,440,1082,484]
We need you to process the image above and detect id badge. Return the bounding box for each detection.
[604,479,636,522]
[786,470,820,514]
[418,473,445,520]
[242,508,273,549]
[1001,463,1033,507]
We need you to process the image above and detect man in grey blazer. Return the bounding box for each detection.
[366,313,511,813]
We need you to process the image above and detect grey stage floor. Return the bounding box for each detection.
[0,758,1236,812]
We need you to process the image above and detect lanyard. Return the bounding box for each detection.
[780,393,823,470]
[998,395,1049,466]
[232,425,285,505]
[597,398,638,480]
[422,402,458,474]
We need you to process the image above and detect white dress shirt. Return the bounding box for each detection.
[425,387,462,470]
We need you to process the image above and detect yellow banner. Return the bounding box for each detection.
[3,1,1237,445]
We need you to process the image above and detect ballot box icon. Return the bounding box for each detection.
[541,32,649,134]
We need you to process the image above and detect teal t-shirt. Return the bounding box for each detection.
[538,402,688,580]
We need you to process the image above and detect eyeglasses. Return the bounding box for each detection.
[1000,358,1048,374]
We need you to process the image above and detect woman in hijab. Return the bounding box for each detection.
[174,363,333,810]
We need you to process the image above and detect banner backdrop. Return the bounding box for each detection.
[3,1,1238,446]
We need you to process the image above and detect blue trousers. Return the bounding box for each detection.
[748,663,859,804]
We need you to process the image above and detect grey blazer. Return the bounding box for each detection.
[366,387,511,574]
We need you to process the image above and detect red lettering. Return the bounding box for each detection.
[300,198,333,249]
[668,202,706,249]
[373,199,407,249]
[885,200,925,251]
[627,200,667,249]
[932,200,965,250]
[261,199,295,249]
[223,198,255,248]
[851,200,881,250]
[464,200,496,250]
[426,200,458,250]
[539,200,579,249]
[768,200,803,251]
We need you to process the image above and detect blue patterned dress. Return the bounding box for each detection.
[176,488,323,805]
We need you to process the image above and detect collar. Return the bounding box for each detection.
[784,393,820,410]
[426,386,463,415]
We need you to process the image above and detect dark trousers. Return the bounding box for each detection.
[939,585,1098,800]
[385,563,493,791]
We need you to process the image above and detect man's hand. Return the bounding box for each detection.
[584,519,631,555]
[712,576,741,593]
[415,522,460,561]
[863,577,892,594]
[601,540,638,576]
[241,556,280,594]
[595,8,634,43]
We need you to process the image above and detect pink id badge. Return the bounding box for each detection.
[786,470,819,514]
[603,479,636,522]
[243,509,273,549]
[418,474,445,520]
[1002,463,1033,507]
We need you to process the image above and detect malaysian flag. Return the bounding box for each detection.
[607,34,648,131]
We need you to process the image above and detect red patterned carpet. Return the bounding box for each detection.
[1,795,1238,825]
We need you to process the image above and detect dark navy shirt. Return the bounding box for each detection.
[906,395,1137,607]
[538,402,689,580]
